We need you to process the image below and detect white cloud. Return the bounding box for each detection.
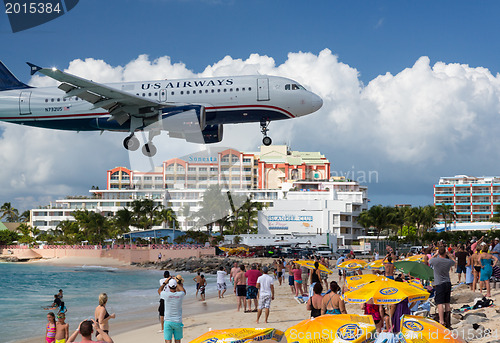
[2,50,500,211]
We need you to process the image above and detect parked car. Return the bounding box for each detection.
[316,246,334,258]
[333,248,351,259]
[409,246,424,254]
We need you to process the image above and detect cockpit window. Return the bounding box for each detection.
[285,83,305,90]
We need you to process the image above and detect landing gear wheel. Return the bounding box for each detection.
[123,135,140,151]
[142,143,157,157]
[260,119,272,146]
[262,136,272,146]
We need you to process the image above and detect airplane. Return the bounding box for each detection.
[0,60,323,156]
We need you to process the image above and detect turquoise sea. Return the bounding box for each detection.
[0,262,217,343]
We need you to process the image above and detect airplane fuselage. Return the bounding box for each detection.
[0,75,322,132]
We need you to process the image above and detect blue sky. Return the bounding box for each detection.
[2,0,500,211]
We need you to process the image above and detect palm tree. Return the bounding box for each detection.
[19,210,31,223]
[358,205,392,239]
[111,208,134,240]
[0,202,19,222]
[130,199,160,231]
[56,220,80,244]
[73,210,111,244]
[436,204,457,231]
[195,185,231,234]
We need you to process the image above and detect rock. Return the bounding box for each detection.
[463,311,487,320]
[464,315,488,324]
[451,291,478,303]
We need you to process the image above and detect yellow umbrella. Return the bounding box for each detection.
[399,315,466,343]
[285,314,376,343]
[337,259,368,270]
[403,254,425,262]
[366,259,385,269]
[343,277,430,305]
[294,260,333,274]
[190,328,284,343]
[345,274,382,290]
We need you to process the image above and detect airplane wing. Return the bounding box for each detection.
[27,62,176,125]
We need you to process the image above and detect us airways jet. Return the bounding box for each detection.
[0,61,322,156]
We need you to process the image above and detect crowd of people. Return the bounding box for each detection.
[45,236,500,343]
[45,290,114,343]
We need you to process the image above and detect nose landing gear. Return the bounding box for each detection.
[260,119,272,146]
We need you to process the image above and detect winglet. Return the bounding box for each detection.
[26,62,42,76]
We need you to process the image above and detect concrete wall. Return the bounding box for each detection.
[0,247,215,264]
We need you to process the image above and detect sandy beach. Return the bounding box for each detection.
[13,256,500,343]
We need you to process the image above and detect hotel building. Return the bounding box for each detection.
[434,175,500,223]
[31,145,332,232]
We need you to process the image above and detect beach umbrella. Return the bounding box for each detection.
[190,328,284,343]
[337,259,368,270]
[343,277,430,305]
[294,260,333,274]
[399,315,465,343]
[394,261,434,281]
[285,314,376,343]
[345,274,381,290]
[404,254,425,262]
[366,259,384,270]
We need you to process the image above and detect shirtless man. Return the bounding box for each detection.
[230,262,240,284]
[233,264,247,312]
[193,272,202,298]
[275,259,284,286]
[383,255,395,279]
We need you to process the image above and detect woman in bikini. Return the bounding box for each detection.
[46,312,56,343]
[471,247,482,292]
[306,282,323,318]
[94,293,115,341]
[321,281,346,315]
[479,245,498,297]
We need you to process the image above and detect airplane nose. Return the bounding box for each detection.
[311,93,323,112]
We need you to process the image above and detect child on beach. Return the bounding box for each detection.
[46,312,56,343]
[55,313,69,343]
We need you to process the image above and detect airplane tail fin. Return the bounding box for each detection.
[0,60,30,91]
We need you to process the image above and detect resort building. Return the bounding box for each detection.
[256,180,368,247]
[30,145,332,233]
[434,175,500,223]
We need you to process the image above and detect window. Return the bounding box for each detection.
[171,91,175,95]
[187,91,190,95]
[155,176,163,181]
[242,87,245,91]
[211,89,215,93]
[199,167,207,171]
[210,167,218,172]
[180,91,184,95]
[285,84,290,90]
[144,176,152,181]
[188,167,196,172]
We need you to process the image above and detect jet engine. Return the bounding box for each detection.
[157,105,206,132]
[181,124,224,144]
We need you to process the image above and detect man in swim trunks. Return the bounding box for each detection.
[383,255,395,279]
[230,262,240,284]
[55,313,69,343]
[216,266,227,298]
[234,264,247,312]
[245,264,262,312]
[67,319,113,343]
[192,272,202,298]
[158,278,186,343]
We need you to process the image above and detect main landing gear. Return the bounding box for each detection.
[260,119,272,146]
[123,130,159,157]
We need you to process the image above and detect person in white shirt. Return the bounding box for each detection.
[216,266,227,298]
[158,278,186,343]
[158,271,171,333]
[256,266,274,324]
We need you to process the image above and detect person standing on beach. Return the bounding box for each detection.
[55,313,69,343]
[217,266,228,298]
[158,278,186,343]
[46,312,57,343]
[454,244,468,284]
[199,275,207,301]
[382,255,395,279]
[193,272,202,298]
[429,246,455,328]
[68,319,113,343]
[57,289,64,301]
[256,266,274,324]
[94,293,115,341]
[234,264,247,312]
[158,271,171,333]
[245,264,262,312]
[230,262,240,284]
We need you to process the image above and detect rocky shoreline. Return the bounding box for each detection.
[133,256,274,274]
